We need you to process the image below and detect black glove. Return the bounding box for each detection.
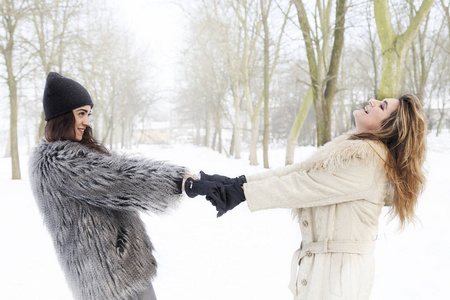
[185,174,247,217]
[200,171,246,185]
[184,178,227,213]
[217,180,246,217]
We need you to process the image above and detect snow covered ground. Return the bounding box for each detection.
[1,132,449,300]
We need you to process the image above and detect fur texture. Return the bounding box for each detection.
[28,140,188,300]
[299,133,388,173]
[300,134,394,206]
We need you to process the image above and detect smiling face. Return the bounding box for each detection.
[353,98,400,134]
[72,105,92,141]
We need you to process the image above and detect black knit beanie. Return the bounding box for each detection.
[43,72,94,121]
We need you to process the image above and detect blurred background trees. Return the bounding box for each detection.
[177,0,446,167]
[0,0,155,179]
[1,0,449,179]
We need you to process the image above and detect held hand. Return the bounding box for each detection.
[215,181,246,217]
[182,174,198,192]
[184,174,247,217]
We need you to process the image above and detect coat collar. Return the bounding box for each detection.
[300,132,388,173]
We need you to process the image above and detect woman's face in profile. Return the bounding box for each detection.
[72,105,91,141]
[353,98,399,133]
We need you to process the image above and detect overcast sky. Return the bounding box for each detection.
[118,0,186,90]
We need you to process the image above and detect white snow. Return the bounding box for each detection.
[1,132,449,300]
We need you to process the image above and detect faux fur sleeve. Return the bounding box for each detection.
[29,141,189,213]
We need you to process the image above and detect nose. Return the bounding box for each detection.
[83,115,91,127]
[369,99,380,107]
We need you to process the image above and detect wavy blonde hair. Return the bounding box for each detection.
[350,94,427,228]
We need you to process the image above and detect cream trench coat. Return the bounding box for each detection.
[243,134,393,300]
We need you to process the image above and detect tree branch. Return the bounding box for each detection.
[292,0,318,83]
[400,0,435,50]
[373,0,396,48]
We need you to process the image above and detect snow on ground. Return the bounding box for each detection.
[0,132,449,300]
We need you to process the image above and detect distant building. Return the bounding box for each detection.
[136,122,171,144]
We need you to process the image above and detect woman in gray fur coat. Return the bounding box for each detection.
[29,72,190,300]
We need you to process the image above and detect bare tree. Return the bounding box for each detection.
[179,0,231,149]
[291,0,348,148]
[28,0,83,141]
[405,1,443,103]
[0,0,30,179]
[260,0,292,168]
[229,0,263,165]
[182,0,263,165]
[432,0,450,135]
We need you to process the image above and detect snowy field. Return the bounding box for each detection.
[1,132,449,300]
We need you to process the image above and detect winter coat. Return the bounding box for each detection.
[243,134,393,300]
[28,140,188,300]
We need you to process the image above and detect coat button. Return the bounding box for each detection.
[306,251,312,257]
[301,279,308,286]
[302,220,309,227]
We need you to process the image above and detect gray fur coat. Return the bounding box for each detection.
[28,140,188,300]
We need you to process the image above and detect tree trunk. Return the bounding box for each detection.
[249,114,260,166]
[377,47,407,99]
[37,112,45,142]
[211,130,217,151]
[374,0,435,99]
[321,0,347,145]
[231,0,262,165]
[229,131,235,156]
[232,82,242,159]
[205,110,212,147]
[314,93,333,146]
[114,119,119,150]
[243,57,262,165]
[1,1,22,179]
[217,120,223,154]
[261,0,270,168]
[285,87,313,165]
[9,75,21,179]
[294,0,347,146]
[109,117,114,150]
[436,106,445,136]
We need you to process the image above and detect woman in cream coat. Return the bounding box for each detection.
[185,94,427,300]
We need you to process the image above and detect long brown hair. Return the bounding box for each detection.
[44,111,109,155]
[350,94,427,228]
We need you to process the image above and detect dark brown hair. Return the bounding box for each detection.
[44,111,109,155]
[350,94,427,228]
